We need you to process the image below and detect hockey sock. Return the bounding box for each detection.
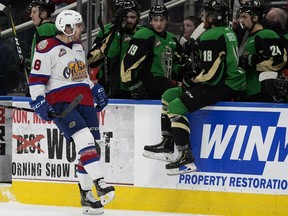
[79,146,104,180]
[77,160,93,191]
[169,114,191,148]
[161,99,172,136]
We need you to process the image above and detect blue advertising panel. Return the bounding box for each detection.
[183,102,288,194]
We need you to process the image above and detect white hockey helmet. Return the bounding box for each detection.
[55,10,83,36]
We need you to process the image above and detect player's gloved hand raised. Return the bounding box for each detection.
[29,96,55,121]
[126,80,148,100]
[92,84,108,112]
[111,8,128,32]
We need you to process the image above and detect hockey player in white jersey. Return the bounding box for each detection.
[28,10,115,215]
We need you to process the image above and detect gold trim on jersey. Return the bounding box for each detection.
[194,51,225,83]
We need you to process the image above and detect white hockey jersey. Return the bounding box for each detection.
[29,37,94,106]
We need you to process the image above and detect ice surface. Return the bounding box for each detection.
[0,202,210,216]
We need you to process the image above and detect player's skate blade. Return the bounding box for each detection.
[166,149,196,175]
[79,184,104,215]
[94,178,115,206]
[166,163,197,176]
[82,206,104,215]
[143,136,174,162]
[142,150,174,162]
[99,190,115,206]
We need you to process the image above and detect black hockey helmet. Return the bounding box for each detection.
[149,4,168,21]
[123,0,141,17]
[27,0,55,17]
[113,0,125,14]
[238,0,265,21]
[203,0,229,22]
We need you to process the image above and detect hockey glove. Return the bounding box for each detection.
[239,52,269,69]
[182,38,198,57]
[29,96,55,121]
[111,8,128,32]
[265,77,288,102]
[126,80,148,100]
[178,62,198,89]
[92,84,108,112]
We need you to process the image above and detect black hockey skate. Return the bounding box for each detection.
[78,184,104,215]
[143,136,174,162]
[166,149,197,175]
[94,178,115,206]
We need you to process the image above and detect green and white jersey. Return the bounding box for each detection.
[243,29,287,97]
[121,27,182,83]
[194,26,246,91]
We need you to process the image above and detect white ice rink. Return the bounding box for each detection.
[0,202,209,216]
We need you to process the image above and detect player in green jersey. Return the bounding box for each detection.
[121,3,183,100]
[88,0,142,99]
[27,0,57,63]
[264,7,288,86]
[142,0,246,175]
[238,0,287,102]
[24,0,57,96]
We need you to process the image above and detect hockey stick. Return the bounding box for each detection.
[190,22,205,41]
[2,3,29,84]
[97,0,110,93]
[178,21,186,45]
[188,23,206,74]
[180,23,205,52]
[52,94,83,117]
[228,0,235,28]
[97,0,105,34]
[0,94,83,118]
[238,29,249,57]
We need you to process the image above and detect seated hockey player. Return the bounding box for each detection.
[142,0,246,175]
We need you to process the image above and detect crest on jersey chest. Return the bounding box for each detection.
[58,48,67,57]
[63,58,88,81]
[161,45,173,78]
[123,35,132,42]
[155,39,161,47]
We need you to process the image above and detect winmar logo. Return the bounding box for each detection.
[190,109,288,175]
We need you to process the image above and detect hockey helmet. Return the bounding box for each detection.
[202,0,229,22]
[238,0,265,20]
[123,0,141,17]
[27,0,55,17]
[55,10,83,36]
[113,0,125,14]
[149,4,168,20]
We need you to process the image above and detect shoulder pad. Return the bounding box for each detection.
[134,28,154,39]
[261,29,280,38]
[36,38,61,53]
